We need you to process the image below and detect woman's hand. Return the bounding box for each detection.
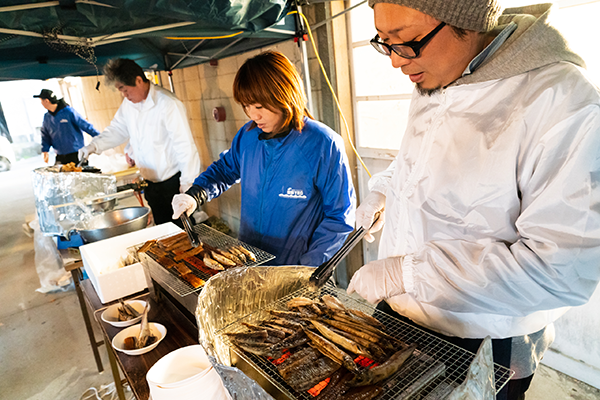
[172,194,198,219]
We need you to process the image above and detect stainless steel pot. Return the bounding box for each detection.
[71,206,150,243]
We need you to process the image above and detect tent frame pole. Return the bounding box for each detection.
[297,5,314,115]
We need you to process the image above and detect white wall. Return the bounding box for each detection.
[543,286,600,388]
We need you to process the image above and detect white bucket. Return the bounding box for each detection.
[146,345,231,400]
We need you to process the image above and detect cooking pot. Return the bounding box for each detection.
[68,206,150,243]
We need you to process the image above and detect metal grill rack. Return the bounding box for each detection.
[219,286,513,400]
[132,224,275,297]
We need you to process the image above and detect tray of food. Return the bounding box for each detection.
[218,286,513,400]
[133,224,275,297]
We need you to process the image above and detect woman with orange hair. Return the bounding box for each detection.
[172,51,356,266]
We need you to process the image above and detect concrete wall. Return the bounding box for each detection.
[543,285,600,388]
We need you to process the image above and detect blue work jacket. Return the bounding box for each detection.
[194,118,356,266]
[41,106,100,155]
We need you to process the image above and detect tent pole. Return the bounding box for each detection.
[164,54,175,93]
[297,5,314,115]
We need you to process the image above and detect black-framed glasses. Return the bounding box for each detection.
[370,22,446,59]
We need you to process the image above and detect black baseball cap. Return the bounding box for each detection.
[33,89,54,100]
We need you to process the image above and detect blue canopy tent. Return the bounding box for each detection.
[0,0,299,81]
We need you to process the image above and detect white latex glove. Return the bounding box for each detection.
[179,183,192,194]
[78,142,98,162]
[172,193,197,219]
[356,191,386,243]
[347,257,405,304]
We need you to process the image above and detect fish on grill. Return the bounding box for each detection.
[270,328,307,351]
[304,327,359,374]
[349,343,418,387]
[241,322,286,338]
[203,255,224,270]
[310,320,374,359]
[313,369,352,400]
[211,251,237,266]
[282,355,341,392]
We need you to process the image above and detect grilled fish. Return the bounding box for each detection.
[241,322,286,338]
[228,246,247,262]
[347,309,387,331]
[136,302,157,349]
[234,245,256,261]
[321,295,347,312]
[287,297,316,308]
[271,328,308,351]
[314,369,352,400]
[310,320,373,359]
[203,255,224,270]
[349,343,418,386]
[234,342,283,359]
[211,251,237,266]
[304,328,359,374]
[284,356,341,392]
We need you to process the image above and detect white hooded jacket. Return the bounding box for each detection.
[370,4,600,341]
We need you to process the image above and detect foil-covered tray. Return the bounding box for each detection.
[217,286,513,400]
[133,224,275,297]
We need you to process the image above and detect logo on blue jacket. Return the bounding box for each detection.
[279,187,307,199]
[60,119,69,123]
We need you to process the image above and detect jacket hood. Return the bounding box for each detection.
[454,3,585,86]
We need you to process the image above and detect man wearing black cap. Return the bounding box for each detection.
[34,89,100,165]
[348,1,600,399]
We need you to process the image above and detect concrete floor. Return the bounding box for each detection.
[1,155,599,400]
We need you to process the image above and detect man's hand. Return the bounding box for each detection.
[356,191,386,242]
[42,152,49,164]
[78,143,98,162]
[125,153,136,167]
[172,194,198,219]
[347,257,405,304]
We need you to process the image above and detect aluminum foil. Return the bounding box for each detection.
[32,167,117,236]
[196,266,314,400]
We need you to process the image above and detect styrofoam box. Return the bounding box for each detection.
[80,222,183,303]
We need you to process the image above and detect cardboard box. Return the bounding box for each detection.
[80,223,182,303]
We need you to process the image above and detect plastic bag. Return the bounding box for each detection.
[446,336,496,400]
[31,219,72,293]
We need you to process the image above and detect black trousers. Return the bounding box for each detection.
[376,301,533,400]
[144,172,185,229]
[55,152,80,165]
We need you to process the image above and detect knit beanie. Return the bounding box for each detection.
[368,0,503,32]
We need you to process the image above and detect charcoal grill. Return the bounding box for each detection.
[134,223,275,298]
[218,286,514,400]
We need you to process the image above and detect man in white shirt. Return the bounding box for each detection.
[79,58,200,226]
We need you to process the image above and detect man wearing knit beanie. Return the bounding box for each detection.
[349,1,600,399]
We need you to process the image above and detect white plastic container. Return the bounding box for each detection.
[146,345,232,400]
[80,222,182,303]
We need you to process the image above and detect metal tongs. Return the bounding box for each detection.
[180,213,201,248]
[309,213,381,290]
[76,153,88,168]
